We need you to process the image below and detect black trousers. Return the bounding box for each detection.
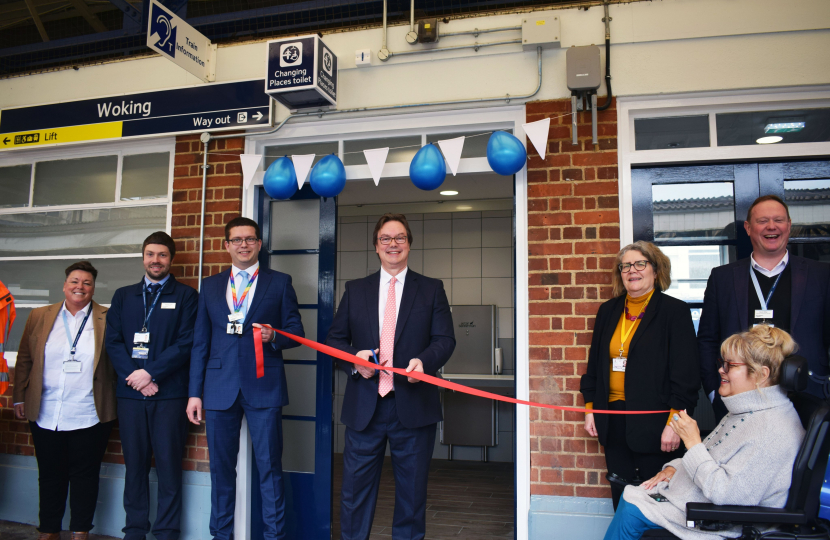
[118,397,189,540]
[30,420,114,533]
[603,401,682,510]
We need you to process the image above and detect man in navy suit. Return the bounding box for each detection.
[106,231,198,540]
[699,195,830,419]
[326,213,455,540]
[186,217,304,540]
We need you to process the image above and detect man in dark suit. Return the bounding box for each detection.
[326,213,455,540]
[106,231,198,540]
[186,217,303,540]
[699,195,830,420]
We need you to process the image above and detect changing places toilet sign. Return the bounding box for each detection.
[266,35,337,110]
[147,0,216,82]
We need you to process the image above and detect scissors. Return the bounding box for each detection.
[370,349,380,365]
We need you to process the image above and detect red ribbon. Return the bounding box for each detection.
[253,327,265,378]
[255,325,668,415]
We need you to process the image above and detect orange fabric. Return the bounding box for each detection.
[0,279,17,395]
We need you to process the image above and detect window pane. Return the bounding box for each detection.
[634,116,710,151]
[0,257,143,306]
[426,131,498,159]
[785,180,830,238]
[270,199,319,250]
[33,155,117,206]
[788,242,830,263]
[717,108,830,147]
[121,153,170,200]
[0,164,31,208]
[342,136,421,166]
[263,142,338,168]
[662,245,732,303]
[0,205,167,257]
[652,183,735,241]
[5,307,31,353]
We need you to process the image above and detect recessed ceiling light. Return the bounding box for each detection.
[456,205,473,210]
[756,136,783,144]
[440,190,458,196]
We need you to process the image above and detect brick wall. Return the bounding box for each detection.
[0,133,247,474]
[526,98,620,498]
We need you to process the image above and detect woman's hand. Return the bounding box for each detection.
[661,425,682,452]
[641,466,676,490]
[584,413,597,437]
[669,410,702,450]
[13,403,25,420]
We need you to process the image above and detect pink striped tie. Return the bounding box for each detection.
[378,276,397,397]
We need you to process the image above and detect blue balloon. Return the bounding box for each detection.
[310,154,346,198]
[409,144,446,191]
[262,156,298,200]
[487,131,527,175]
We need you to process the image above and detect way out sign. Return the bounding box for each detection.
[147,0,216,82]
[266,35,337,110]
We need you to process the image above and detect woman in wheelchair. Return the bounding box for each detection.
[603,325,806,540]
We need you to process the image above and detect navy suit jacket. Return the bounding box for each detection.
[326,270,456,431]
[106,275,198,400]
[698,255,830,398]
[188,267,304,411]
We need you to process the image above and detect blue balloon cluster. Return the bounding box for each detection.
[262,156,297,200]
[310,154,347,198]
[409,144,446,191]
[487,131,527,175]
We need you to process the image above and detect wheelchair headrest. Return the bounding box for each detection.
[781,355,809,393]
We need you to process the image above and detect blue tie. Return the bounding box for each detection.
[147,282,160,297]
[237,270,250,322]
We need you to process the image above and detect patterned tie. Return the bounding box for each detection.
[237,270,250,322]
[378,276,397,397]
[147,282,160,297]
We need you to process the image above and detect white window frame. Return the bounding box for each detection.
[238,104,531,540]
[618,85,830,245]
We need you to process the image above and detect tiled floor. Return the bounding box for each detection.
[333,457,515,539]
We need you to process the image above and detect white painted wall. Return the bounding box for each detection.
[0,0,828,113]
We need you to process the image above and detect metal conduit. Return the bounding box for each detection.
[197,46,543,285]
[388,38,522,57]
[439,25,521,38]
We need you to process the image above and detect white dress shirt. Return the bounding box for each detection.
[750,251,789,278]
[379,267,407,337]
[37,302,99,431]
[225,262,260,319]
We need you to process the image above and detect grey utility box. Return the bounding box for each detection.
[521,11,561,51]
[443,305,496,374]
[566,45,602,92]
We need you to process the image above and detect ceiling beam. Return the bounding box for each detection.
[66,0,109,32]
[23,0,50,41]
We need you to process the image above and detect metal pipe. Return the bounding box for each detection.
[197,135,210,290]
[439,25,521,38]
[382,0,387,50]
[591,93,598,145]
[571,95,578,147]
[598,0,613,111]
[410,0,414,33]
[388,38,521,58]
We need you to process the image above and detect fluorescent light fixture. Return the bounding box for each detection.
[764,121,805,134]
[456,205,473,210]
[756,136,783,144]
[440,190,458,196]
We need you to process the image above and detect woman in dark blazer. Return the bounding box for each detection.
[580,241,700,510]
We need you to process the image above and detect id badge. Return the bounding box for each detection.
[63,360,81,373]
[132,346,149,360]
[755,309,773,319]
[754,323,776,328]
[161,303,176,309]
[134,332,150,344]
[612,356,627,372]
[227,323,243,335]
[228,313,243,322]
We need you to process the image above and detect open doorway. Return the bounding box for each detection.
[331,171,517,538]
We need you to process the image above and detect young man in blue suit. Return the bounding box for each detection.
[186,216,304,540]
[326,213,456,540]
[106,231,199,540]
[699,195,830,419]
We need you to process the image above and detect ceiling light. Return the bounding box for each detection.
[756,136,783,144]
[440,190,458,196]
[456,205,473,210]
[764,120,805,134]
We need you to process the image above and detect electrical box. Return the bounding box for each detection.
[566,45,601,91]
[354,48,372,67]
[521,11,561,51]
[265,34,337,111]
[418,18,439,43]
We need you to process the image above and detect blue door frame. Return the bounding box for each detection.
[253,184,336,540]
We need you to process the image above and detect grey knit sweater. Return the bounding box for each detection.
[622,385,805,540]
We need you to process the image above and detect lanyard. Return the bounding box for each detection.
[619,290,655,357]
[750,266,784,311]
[230,268,259,313]
[62,306,92,358]
[141,280,167,332]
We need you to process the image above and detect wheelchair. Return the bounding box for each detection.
[618,355,830,540]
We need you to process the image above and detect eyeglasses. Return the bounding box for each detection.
[378,235,408,245]
[618,260,650,273]
[228,237,259,246]
[717,358,747,373]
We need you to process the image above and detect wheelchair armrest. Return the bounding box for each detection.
[686,503,808,525]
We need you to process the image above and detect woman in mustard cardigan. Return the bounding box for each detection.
[580,241,700,510]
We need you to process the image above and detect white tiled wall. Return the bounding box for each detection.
[333,209,516,462]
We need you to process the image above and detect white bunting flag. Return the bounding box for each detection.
[363,147,389,186]
[240,154,263,190]
[291,154,315,189]
[522,117,551,160]
[438,136,465,176]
